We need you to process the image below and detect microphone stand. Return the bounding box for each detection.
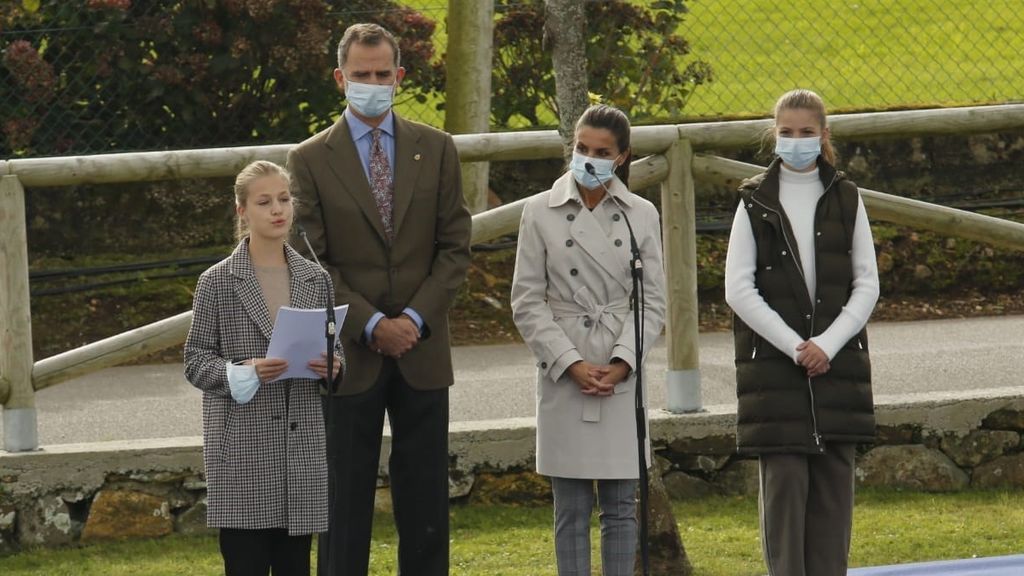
[585,164,650,576]
[297,226,343,574]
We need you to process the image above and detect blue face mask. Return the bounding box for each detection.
[226,362,261,405]
[569,151,618,189]
[344,78,395,118]
[775,136,821,170]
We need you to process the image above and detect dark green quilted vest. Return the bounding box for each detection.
[732,158,874,455]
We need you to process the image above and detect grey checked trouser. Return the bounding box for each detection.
[551,477,638,576]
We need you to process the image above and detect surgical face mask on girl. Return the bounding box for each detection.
[775,135,821,170]
[569,151,619,189]
[344,77,395,118]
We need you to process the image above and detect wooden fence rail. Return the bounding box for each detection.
[3,104,1023,186]
[4,103,1024,450]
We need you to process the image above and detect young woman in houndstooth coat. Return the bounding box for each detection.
[184,160,342,575]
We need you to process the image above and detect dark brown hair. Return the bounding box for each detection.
[337,23,401,69]
[575,104,632,185]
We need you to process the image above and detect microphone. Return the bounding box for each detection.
[584,162,642,281]
[295,224,342,572]
[296,225,340,393]
[584,160,651,576]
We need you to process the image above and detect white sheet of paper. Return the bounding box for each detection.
[265,305,348,382]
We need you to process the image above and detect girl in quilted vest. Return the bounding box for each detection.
[724,89,880,576]
[184,161,341,575]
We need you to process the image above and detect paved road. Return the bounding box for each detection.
[2,316,1022,446]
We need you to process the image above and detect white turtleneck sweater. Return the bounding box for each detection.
[724,165,880,362]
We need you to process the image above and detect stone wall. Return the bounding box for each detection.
[2,389,1023,551]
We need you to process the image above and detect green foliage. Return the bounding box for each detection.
[0,0,442,156]
[490,0,712,128]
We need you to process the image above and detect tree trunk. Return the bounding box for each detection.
[636,457,693,575]
[543,0,590,162]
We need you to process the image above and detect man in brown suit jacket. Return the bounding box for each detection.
[288,23,471,576]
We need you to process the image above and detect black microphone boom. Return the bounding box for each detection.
[296,224,343,574]
[297,225,342,393]
[583,163,651,576]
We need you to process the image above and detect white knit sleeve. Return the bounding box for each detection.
[811,196,880,359]
[725,203,804,363]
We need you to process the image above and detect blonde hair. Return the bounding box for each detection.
[233,160,292,240]
[767,89,836,165]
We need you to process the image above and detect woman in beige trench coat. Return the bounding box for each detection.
[511,105,666,576]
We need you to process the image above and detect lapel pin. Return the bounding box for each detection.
[414,153,422,161]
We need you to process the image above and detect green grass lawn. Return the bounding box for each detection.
[678,0,1024,118]
[393,0,1024,127]
[2,489,1022,575]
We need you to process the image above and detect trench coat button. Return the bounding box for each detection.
[613,213,621,222]
[567,214,575,221]
[566,239,574,247]
[570,268,579,276]
[584,319,593,328]
[614,239,623,247]
[540,361,548,369]
[290,422,298,431]
[781,250,788,256]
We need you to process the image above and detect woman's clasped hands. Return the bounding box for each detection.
[567,360,630,396]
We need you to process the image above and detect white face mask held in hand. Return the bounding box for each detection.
[226,361,261,405]
[775,136,821,170]
[344,77,395,118]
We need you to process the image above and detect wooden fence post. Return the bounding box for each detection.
[661,140,702,413]
[445,0,494,214]
[0,175,38,451]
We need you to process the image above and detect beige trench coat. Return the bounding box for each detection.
[511,172,666,479]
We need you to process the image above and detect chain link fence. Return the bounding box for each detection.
[3,0,1023,158]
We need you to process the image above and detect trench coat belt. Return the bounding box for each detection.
[547,293,630,336]
[547,292,629,424]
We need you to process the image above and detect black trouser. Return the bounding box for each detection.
[758,443,856,576]
[318,358,450,576]
[219,528,312,576]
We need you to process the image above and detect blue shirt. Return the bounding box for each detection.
[344,107,423,342]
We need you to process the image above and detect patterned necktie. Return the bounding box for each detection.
[368,128,394,240]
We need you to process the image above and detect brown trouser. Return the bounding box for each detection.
[758,443,856,576]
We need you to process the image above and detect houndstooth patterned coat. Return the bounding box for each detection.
[184,239,335,535]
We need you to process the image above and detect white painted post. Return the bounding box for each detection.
[1,175,38,451]
[661,140,702,412]
[445,0,494,214]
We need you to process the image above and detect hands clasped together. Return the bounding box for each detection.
[370,314,420,359]
[796,340,830,378]
[567,360,631,396]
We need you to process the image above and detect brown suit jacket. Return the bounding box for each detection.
[287,112,471,395]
